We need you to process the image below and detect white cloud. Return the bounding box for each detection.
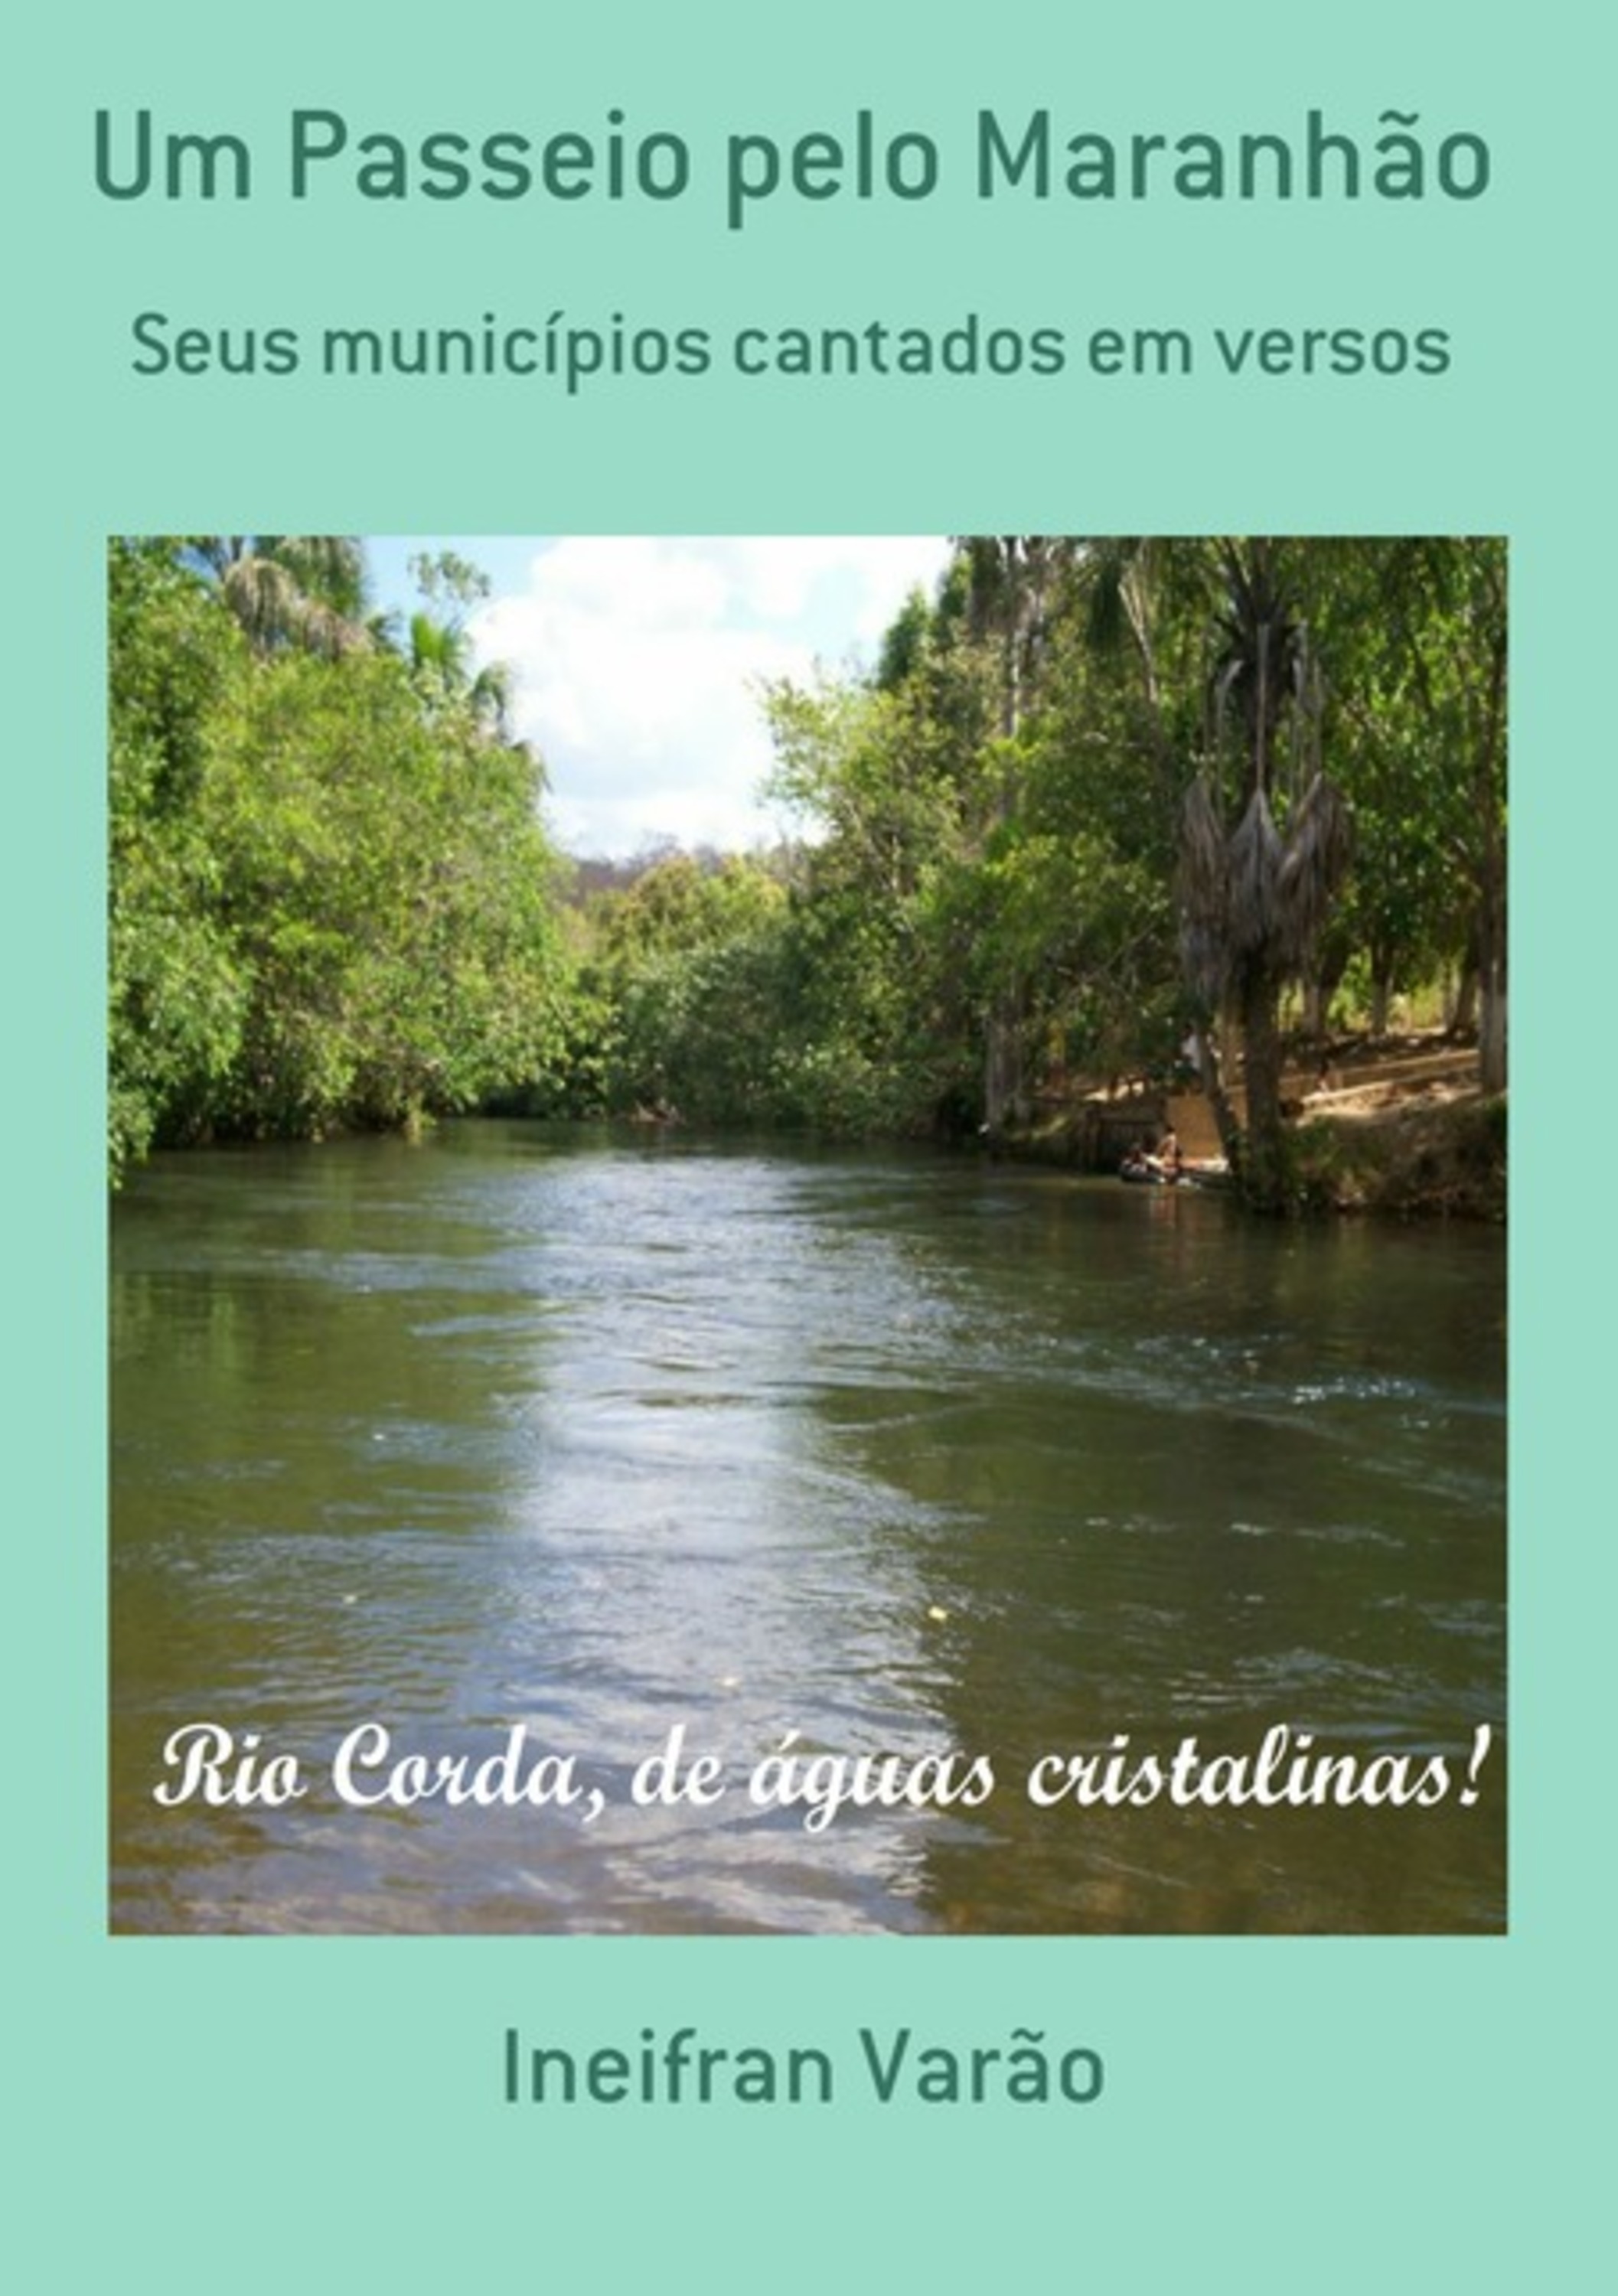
[469,536,952,856]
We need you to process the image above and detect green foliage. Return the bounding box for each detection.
[696,535,1502,1179]
[109,539,570,1179]
[578,855,796,1123]
[752,555,1189,1133]
[109,543,252,1178]
[114,533,1507,1197]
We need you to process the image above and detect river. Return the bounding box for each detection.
[110,1123,1506,1933]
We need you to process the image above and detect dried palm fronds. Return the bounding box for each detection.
[1274,774,1353,970]
[1227,788,1284,962]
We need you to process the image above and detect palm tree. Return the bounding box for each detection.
[406,610,515,740]
[957,536,1070,742]
[1078,535,1352,1202]
[187,536,371,659]
[1176,540,1352,1204]
[953,536,1076,1131]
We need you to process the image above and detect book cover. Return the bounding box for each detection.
[11,4,1602,2287]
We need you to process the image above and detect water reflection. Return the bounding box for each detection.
[111,1125,1505,1933]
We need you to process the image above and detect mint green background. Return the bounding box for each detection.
[11,2,1603,2285]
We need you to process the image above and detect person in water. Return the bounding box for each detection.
[1121,1130,1184,1182]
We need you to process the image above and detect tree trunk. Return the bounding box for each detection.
[1478,885,1507,1093]
[977,546,1034,1137]
[1236,963,1287,1212]
[1187,1026,1241,1163]
[984,1000,1019,1136]
[1476,840,1507,1094]
[1202,1064,1241,1166]
[1480,965,1506,1095]
[1302,941,1349,1047]
[1447,960,1479,1035]
[1368,959,1393,1041]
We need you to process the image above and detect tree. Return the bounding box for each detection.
[761,622,997,1133]
[1075,537,1358,1199]
[1175,540,1352,1204]
[185,536,371,659]
[200,644,566,1137]
[1349,540,1505,1091]
[953,536,1078,1130]
[400,550,516,739]
[581,853,795,1122]
[109,540,250,1178]
[109,539,572,1172]
[758,536,1493,1197]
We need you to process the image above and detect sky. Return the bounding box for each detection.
[366,535,954,856]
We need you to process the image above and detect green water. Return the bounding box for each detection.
[110,1122,1505,1933]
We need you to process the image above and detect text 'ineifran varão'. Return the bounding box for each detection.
[503,2025,1106,2108]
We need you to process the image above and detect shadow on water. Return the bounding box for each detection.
[111,1122,1505,1933]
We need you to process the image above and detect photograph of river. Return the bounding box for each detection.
[109,535,1506,1933]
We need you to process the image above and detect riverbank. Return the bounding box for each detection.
[1004,1033,1507,1220]
[1291,1089,1507,1220]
